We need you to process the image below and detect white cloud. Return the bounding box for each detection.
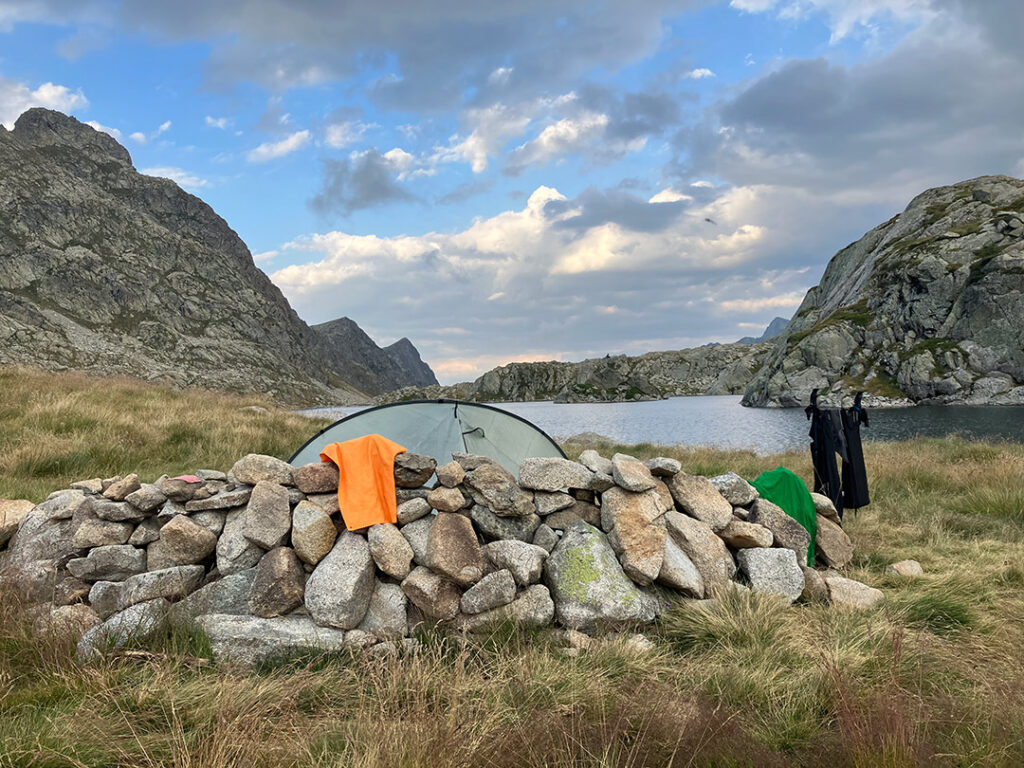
[129,131,147,144]
[432,102,534,173]
[0,77,88,128]
[156,120,171,134]
[85,120,121,140]
[730,0,934,41]
[718,291,805,313]
[685,68,716,79]
[252,249,279,263]
[324,120,376,148]
[140,166,209,190]
[205,115,230,129]
[488,66,514,85]
[246,129,311,162]
[649,188,692,203]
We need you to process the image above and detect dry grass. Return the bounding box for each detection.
[0,366,329,502]
[2,366,1024,766]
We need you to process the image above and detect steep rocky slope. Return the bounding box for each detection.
[0,109,434,404]
[743,176,1024,407]
[312,318,437,397]
[380,342,773,404]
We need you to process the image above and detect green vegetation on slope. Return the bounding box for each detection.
[2,368,1024,766]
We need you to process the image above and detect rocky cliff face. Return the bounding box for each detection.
[743,175,1024,407]
[311,318,438,397]
[0,109,434,404]
[380,342,773,404]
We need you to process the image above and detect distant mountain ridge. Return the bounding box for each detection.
[0,108,435,404]
[743,175,1024,407]
[378,342,774,404]
[737,317,789,345]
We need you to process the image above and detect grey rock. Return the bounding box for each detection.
[663,512,736,595]
[32,604,100,640]
[291,500,337,566]
[518,457,595,492]
[217,508,264,575]
[231,455,293,486]
[885,559,924,577]
[146,515,217,569]
[400,515,433,566]
[546,501,601,531]
[427,486,468,513]
[426,512,484,586]
[196,470,227,481]
[463,462,535,517]
[305,492,340,514]
[544,522,659,630]
[168,569,256,624]
[67,545,146,582]
[243,481,291,550]
[667,473,733,532]
[394,452,436,488]
[611,453,657,492]
[70,479,103,494]
[76,598,169,661]
[119,565,205,609]
[534,490,575,516]
[88,581,124,619]
[825,575,884,610]
[156,475,202,503]
[748,499,812,566]
[397,497,431,525]
[90,498,148,523]
[737,548,804,603]
[657,536,704,597]
[72,517,134,548]
[532,524,559,553]
[103,473,141,501]
[483,540,548,586]
[800,566,828,603]
[599,487,666,585]
[718,519,773,549]
[356,580,408,639]
[304,532,376,629]
[709,473,758,506]
[815,514,854,568]
[367,523,414,579]
[453,584,554,632]
[292,462,339,494]
[578,449,614,475]
[644,457,682,477]
[435,460,465,488]
[124,484,167,513]
[35,489,88,520]
[196,614,348,666]
[466,504,540,542]
[184,487,252,512]
[400,565,461,620]
[810,493,841,525]
[191,511,226,536]
[460,569,517,614]
[248,547,305,618]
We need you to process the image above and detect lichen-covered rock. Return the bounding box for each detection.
[367,523,414,579]
[76,598,169,662]
[611,454,657,492]
[243,481,291,550]
[400,566,461,620]
[748,499,811,565]
[825,575,884,610]
[119,565,206,610]
[460,569,517,614]
[88,581,124,619]
[426,512,484,586]
[67,545,147,582]
[304,532,376,629]
[356,580,408,639]
[248,547,305,618]
[737,548,804,603]
[544,522,659,630]
[452,584,554,632]
[463,462,535,517]
[72,517,134,548]
[90,498,148,523]
[168,568,256,624]
[291,500,337,566]
[146,514,217,569]
[196,614,348,666]
[709,473,758,506]
[192,511,226,536]
[815,514,854,568]
[231,454,293,486]
[394,452,436,488]
[534,491,574,516]
[718,519,773,549]
[519,458,596,492]
[292,462,339,494]
[483,540,548,586]
[532,524,559,553]
[667,473,733,532]
[466,504,540,542]
[217,508,264,575]
[662,512,735,595]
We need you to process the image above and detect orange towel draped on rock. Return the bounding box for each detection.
[319,434,407,531]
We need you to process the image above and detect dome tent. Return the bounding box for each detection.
[289,399,566,476]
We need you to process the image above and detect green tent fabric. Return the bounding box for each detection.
[751,467,817,566]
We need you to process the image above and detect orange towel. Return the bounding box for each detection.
[320,434,407,531]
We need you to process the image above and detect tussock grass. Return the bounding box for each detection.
[0,365,329,501]
[2,366,1024,765]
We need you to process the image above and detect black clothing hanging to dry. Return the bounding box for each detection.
[805,389,870,519]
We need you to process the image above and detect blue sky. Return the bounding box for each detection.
[2,0,1023,382]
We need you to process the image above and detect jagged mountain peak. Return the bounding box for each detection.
[10,108,132,166]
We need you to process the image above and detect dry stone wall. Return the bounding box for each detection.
[0,449,881,665]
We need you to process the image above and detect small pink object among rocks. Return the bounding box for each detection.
[172,475,202,484]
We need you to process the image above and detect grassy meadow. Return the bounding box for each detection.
[2,365,1024,766]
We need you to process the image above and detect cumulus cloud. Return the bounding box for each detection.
[730,0,935,40]
[0,76,88,128]
[205,115,230,129]
[684,68,715,78]
[308,148,418,217]
[246,129,311,162]
[140,166,209,190]
[85,119,121,139]
[324,120,376,148]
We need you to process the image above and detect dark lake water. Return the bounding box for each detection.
[304,396,1024,454]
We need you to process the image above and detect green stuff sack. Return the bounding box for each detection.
[751,467,817,566]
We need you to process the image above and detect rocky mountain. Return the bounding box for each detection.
[743,175,1024,407]
[379,342,773,404]
[312,318,438,396]
[0,109,434,404]
[737,317,789,345]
